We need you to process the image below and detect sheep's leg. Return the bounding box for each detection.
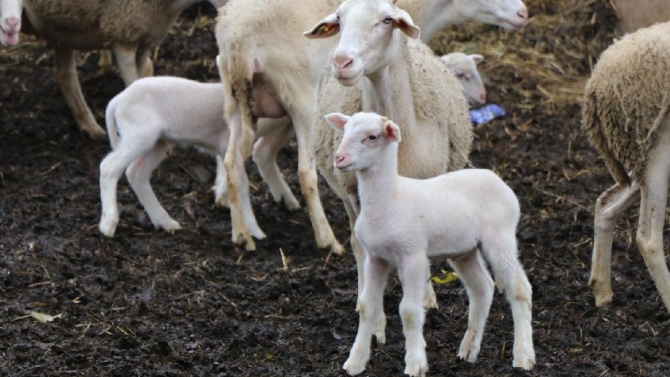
[99,143,155,237]
[398,255,429,377]
[636,140,670,312]
[53,47,107,140]
[588,183,639,307]
[223,108,263,250]
[253,118,300,211]
[289,105,344,254]
[113,44,141,86]
[125,140,180,233]
[98,50,114,74]
[213,155,230,207]
[483,236,535,369]
[343,254,391,376]
[136,49,154,78]
[447,251,494,364]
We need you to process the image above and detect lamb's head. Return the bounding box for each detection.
[326,112,401,172]
[0,0,22,46]
[440,53,486,106]
[454,0,528,30]
[304,0,420,87]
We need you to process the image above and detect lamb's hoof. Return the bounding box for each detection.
[213,186,230,208]
[324,240,344,255]
[281,195,301,211]
[99,216,118,237]
[457,348,478,363]
[157,219,181,233]
[83,125,108,141]
[404,354,428,377]
[343,356,367,376]
[589,283,613,308]
[249,227,266,240]
[233,231,256,251]
[513,354,536,370]
[423,290,438,310]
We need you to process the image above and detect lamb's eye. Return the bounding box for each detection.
[456,72,465,79]
[383,16,393,24]
[368,135,378,141]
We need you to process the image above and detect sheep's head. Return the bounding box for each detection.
[326,111,400,172]
[440,52,486,106]
[453,0,528,30]
[0,0,22,46]
[304,0,419,87]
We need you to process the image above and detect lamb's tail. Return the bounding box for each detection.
[582,87,631,187]
[105,96,121,150]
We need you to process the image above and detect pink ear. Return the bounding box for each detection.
[324,112,350,131]
[393,9,420,39]
[303,13,340,39]
[384,121,401,142]
[469,54,484,65]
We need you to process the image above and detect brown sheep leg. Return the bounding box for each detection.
[53,47,107,140]
[136,49,154,78]
[588,183,639,307]
[98,50,114,74]
[113,44,141,86]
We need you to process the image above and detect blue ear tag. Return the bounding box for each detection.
[469,104,506,125]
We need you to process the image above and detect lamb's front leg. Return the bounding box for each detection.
[343,255,391,376]
[398,255,429,377]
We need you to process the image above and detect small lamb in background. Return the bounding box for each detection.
[326,111,535,376]
[439,52,486,106]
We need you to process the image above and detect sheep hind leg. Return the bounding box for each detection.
[54,47,107,140]
[448,251,494,364]
[588,183,639,307]
[126,140,180,233]
[483,235,535,370]
[113,44,141,86]
[136,49,154,78]
[98,50,114,75]
[253,118,300,211]
[636,135,670,312]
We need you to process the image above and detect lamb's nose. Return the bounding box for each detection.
[479,92,486,103]
[5,17,19,30]
[517,8,528,22]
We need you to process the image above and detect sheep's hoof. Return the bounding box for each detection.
[233,231,256,251]
[99,217,118,238]
[157,219,181,233]
[343,356,367,376]
[513,354,536,370]
[404,354,428,377]
[84,125,108,141]
[281,195,301,211]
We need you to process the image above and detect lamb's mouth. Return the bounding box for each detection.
[499,17,526,31]
[0,26,19,46]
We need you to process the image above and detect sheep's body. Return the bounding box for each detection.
[584,21,670,312]
[98,76,298,238]
[613,0,670,34]
[0,0,22,46]
[21,0,223,139]
[213,0,527,252]
[326,111,534,375]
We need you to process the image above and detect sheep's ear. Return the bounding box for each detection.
[325,113,350,132]
[392,9,420,39]
[304,13,340,39]
[469,54,484,65]
[383,119,401,142]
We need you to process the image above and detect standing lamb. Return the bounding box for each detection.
[99,75,298,237]
[214,0,527,252]
[440,52,486,106]
[0,0,21,46]
[584,21,670,312]
[326,111,535,375]
[20,0,227,140]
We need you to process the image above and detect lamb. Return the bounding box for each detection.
[439,52,486,106]
[214,0,528,252]
[20,0,227,140]
[583,21,670,312]
[325,111,535,375]
[0,0,21,46]
[98,75,298,237]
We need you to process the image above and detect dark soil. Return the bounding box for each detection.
[1,2,670,376]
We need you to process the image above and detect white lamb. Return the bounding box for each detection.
[0,0,21,46]
[326,111,535,375]
[439,52,486,106]
[213,0,528,252]
[98,74,297,237]
[584,21,670,312]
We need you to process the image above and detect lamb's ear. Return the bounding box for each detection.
[383,118,401,142]
[304,13,340,39]
[325,113,350,132]
[469,54,484,65]
[392,8,420,39]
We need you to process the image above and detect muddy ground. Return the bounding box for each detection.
[1,1,669,376]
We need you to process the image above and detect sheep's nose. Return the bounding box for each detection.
[479,92,486,103]
[517,8,528,22]
[333,54,353,71]
[5,17,19,30]
[335,154,345,164]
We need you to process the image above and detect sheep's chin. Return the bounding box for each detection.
[334,70,363,87]
[1,31,19,46]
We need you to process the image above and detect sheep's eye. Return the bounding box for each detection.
[456,72,465,79]
[368,135,378,141]
[383,16,393,24]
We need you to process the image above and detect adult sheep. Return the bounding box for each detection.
[0,0,21,46]
[584,21,670,312]
[214,0,528,252]
[20,0,228,140]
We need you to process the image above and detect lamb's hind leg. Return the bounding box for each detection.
[126,140,180,233]
[589,183,639,307]
[636,134,670,312]
[54,47,107,140]
[448,251,494,364]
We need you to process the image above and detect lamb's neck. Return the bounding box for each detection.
[169,0,203,14]
[400,0,465,43]
[356,145,401,212]
[361,37,416,128]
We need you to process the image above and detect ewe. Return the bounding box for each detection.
[99,75,296,237]
[0,0,21,46]
[214,0,528,251]
[20,0,227,140]
[584,21,670,312]
[326,111,535,375]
